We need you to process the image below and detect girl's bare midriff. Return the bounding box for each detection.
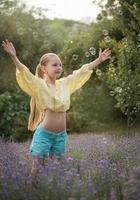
[41,108,66,133]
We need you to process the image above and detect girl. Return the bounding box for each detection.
[2,39,111,177]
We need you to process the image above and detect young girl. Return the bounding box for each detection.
[2,39,111,176]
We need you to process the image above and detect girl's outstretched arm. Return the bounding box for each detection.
[60,48,111,95]
[2,39,41,97]
[2,39,25,72]
[88,48,111,70]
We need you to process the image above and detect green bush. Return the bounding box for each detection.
[0,87,31,142]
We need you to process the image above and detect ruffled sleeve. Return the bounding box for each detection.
[60,64,93,94]
[16,65,40,97]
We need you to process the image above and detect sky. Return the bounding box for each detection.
[22,0,102,24]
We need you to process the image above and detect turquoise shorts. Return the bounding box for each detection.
[29,123,68,159]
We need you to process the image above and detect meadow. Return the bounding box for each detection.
[0,0,140,199]
[0,132,140,200]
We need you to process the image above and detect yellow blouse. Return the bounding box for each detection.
[16,63,93,112]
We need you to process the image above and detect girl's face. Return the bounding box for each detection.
[43,56,63,79]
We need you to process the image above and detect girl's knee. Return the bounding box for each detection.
[31,156,45,173]
[44,155,52,164]
[33,156,44,164]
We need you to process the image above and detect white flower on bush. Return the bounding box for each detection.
[110,91,115,96]
[115,87,123,93]
[95,69,102,77]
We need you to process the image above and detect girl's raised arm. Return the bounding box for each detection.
[88,48,111,70]
[60,48,111,95]
[2,39,25,72]
[2,39,41,97]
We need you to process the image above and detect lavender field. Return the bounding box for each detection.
[0,132,140,200]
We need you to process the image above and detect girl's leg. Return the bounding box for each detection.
[28,156,45,186]
[29,155,51,179]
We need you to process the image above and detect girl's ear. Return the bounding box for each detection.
[41,65,46,73]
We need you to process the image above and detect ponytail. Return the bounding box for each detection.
[27,64,45,131]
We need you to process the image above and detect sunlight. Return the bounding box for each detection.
[22,0,101,23]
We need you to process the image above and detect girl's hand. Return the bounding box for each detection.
[2,39,16,57]
[98,48,111,63]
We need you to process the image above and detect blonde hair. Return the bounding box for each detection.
[27,53,59,132]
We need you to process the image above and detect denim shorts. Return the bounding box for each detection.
[29,123,68,159]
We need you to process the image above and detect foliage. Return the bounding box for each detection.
[93,0,140,134]
[102,38,140,132]
[0,88,31,141]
